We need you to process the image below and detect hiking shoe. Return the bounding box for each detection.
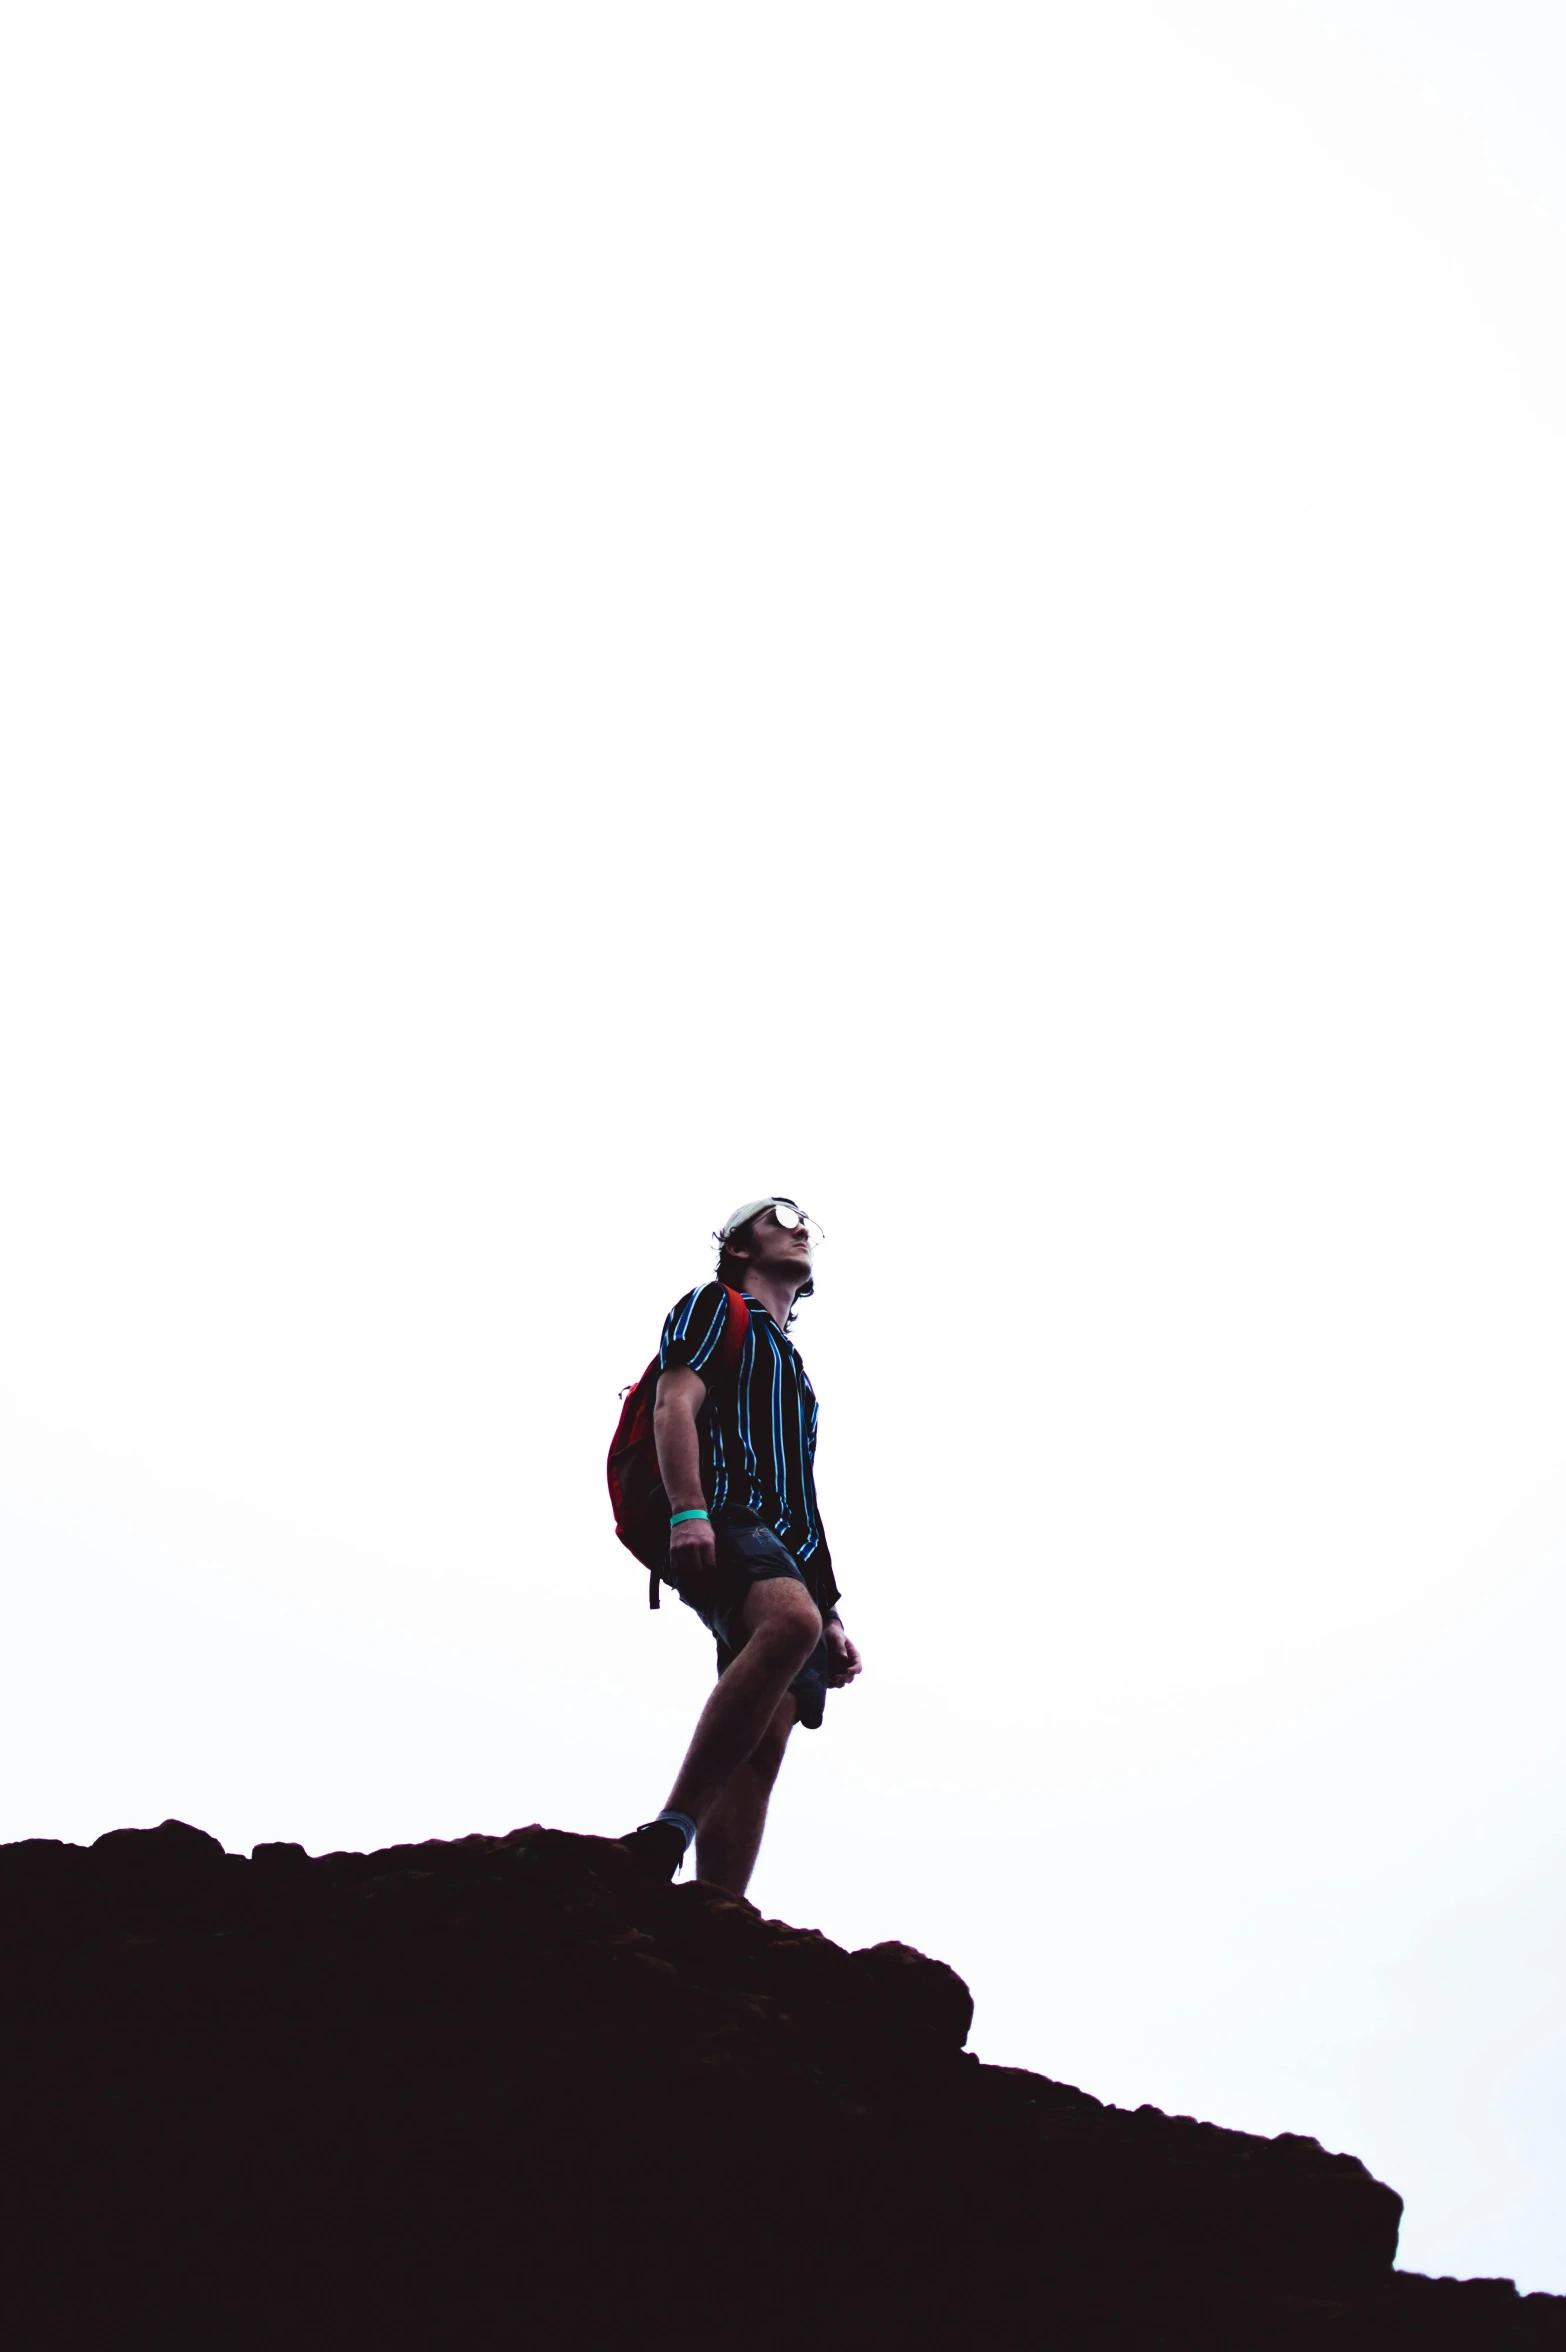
[617,1820,688,1882]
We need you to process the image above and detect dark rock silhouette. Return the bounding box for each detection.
[0,1819,1559,2348]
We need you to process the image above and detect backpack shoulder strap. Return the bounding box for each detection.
[715,1285,751,1385]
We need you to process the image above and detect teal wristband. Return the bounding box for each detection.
[668,1508,710,1528]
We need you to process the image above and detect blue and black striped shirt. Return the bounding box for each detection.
[659,1283,839,1614]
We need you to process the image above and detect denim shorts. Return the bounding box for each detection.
[659,1509,830,1732]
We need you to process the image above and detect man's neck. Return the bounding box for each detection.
[736,1270,802,1328]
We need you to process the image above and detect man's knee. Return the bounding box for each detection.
[742,1580,821,1669]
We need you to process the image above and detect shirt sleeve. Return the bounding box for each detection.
[659,1283,733,1377]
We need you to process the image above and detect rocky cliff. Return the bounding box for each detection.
[0,1819,1558,2348]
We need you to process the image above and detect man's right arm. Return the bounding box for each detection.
[653,1366,717,1582]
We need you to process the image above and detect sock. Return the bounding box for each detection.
[654,1809,698,1851]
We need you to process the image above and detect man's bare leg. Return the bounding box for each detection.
[693,1692,796,1896]
[662,1580,820,1834]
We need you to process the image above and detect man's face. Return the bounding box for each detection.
[737,1207,814,1286]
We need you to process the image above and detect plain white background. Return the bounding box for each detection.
[2,0,1564,2294]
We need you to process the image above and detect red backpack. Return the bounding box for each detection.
[607,1286,752,1606]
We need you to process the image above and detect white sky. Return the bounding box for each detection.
[2,0,1564,2295]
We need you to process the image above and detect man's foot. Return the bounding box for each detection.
[617,1820,689,1882]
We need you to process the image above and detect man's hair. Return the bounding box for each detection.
[715,1211,813,1319]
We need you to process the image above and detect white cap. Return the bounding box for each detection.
[718,1196,796,1240]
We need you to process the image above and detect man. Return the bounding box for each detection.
[620,1198,861,1892]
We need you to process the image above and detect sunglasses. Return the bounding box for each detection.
[766,1201,824,1245]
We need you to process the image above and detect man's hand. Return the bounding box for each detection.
[667,1515,718,1594]
[824,1620,862,1688]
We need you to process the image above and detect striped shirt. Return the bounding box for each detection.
[659,1283,839,1615]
